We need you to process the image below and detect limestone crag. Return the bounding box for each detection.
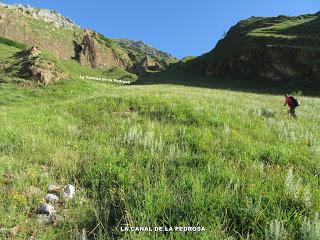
[0,2,78,29]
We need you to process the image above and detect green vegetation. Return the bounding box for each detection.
[0,42,25,83]
[225,14,320,52]
[0,36,27,50]
[0,69,320,239]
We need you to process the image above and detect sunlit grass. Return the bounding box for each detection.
[0,76,319,239]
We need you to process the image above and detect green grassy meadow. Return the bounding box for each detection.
[0,68,320,239]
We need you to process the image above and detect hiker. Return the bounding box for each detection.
[284,94,300,117]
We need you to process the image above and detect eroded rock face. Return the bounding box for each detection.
[77,32,125,70]
[78,34,97,68]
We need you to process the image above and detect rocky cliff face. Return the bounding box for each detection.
[76,32,126,70]
[114,39,178,71]
[0,2,78,28]
[188,14,320,82]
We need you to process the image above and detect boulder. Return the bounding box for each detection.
[45,193,59,203]
[35,204,55,215]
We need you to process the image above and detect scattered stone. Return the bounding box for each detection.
[64,185,76,199]
[37,214,53,225]
[48,184,60,193]
[45,193,59,203]
[37,214,62,225]
[35,204,55,215]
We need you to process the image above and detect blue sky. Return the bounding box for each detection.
[2,0,319,58]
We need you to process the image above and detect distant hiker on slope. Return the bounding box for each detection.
[284,94,300,117]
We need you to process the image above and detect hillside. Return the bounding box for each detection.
[0,36,137,86]
[0,2,175,75]
[185,13,320,83]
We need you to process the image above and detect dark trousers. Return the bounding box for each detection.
[288,106,296,117]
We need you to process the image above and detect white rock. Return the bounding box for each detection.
[48,184,60,193]
[45,193,59,203]
[35,204,55,215]
[64,184,76,199]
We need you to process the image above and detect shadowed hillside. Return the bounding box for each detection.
[177,13,320,88]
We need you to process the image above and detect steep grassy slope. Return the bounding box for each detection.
[186,13,320,83]
[0,72,320,239]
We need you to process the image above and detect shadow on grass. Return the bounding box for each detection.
[134,71,320,97]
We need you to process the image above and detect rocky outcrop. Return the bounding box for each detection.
[17,47,68,85]
[114,38,178,71]
[0,2,78,29]
[142,57,163,71]
[127,57,164,75]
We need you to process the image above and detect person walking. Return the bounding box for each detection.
[284,94,300,117]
